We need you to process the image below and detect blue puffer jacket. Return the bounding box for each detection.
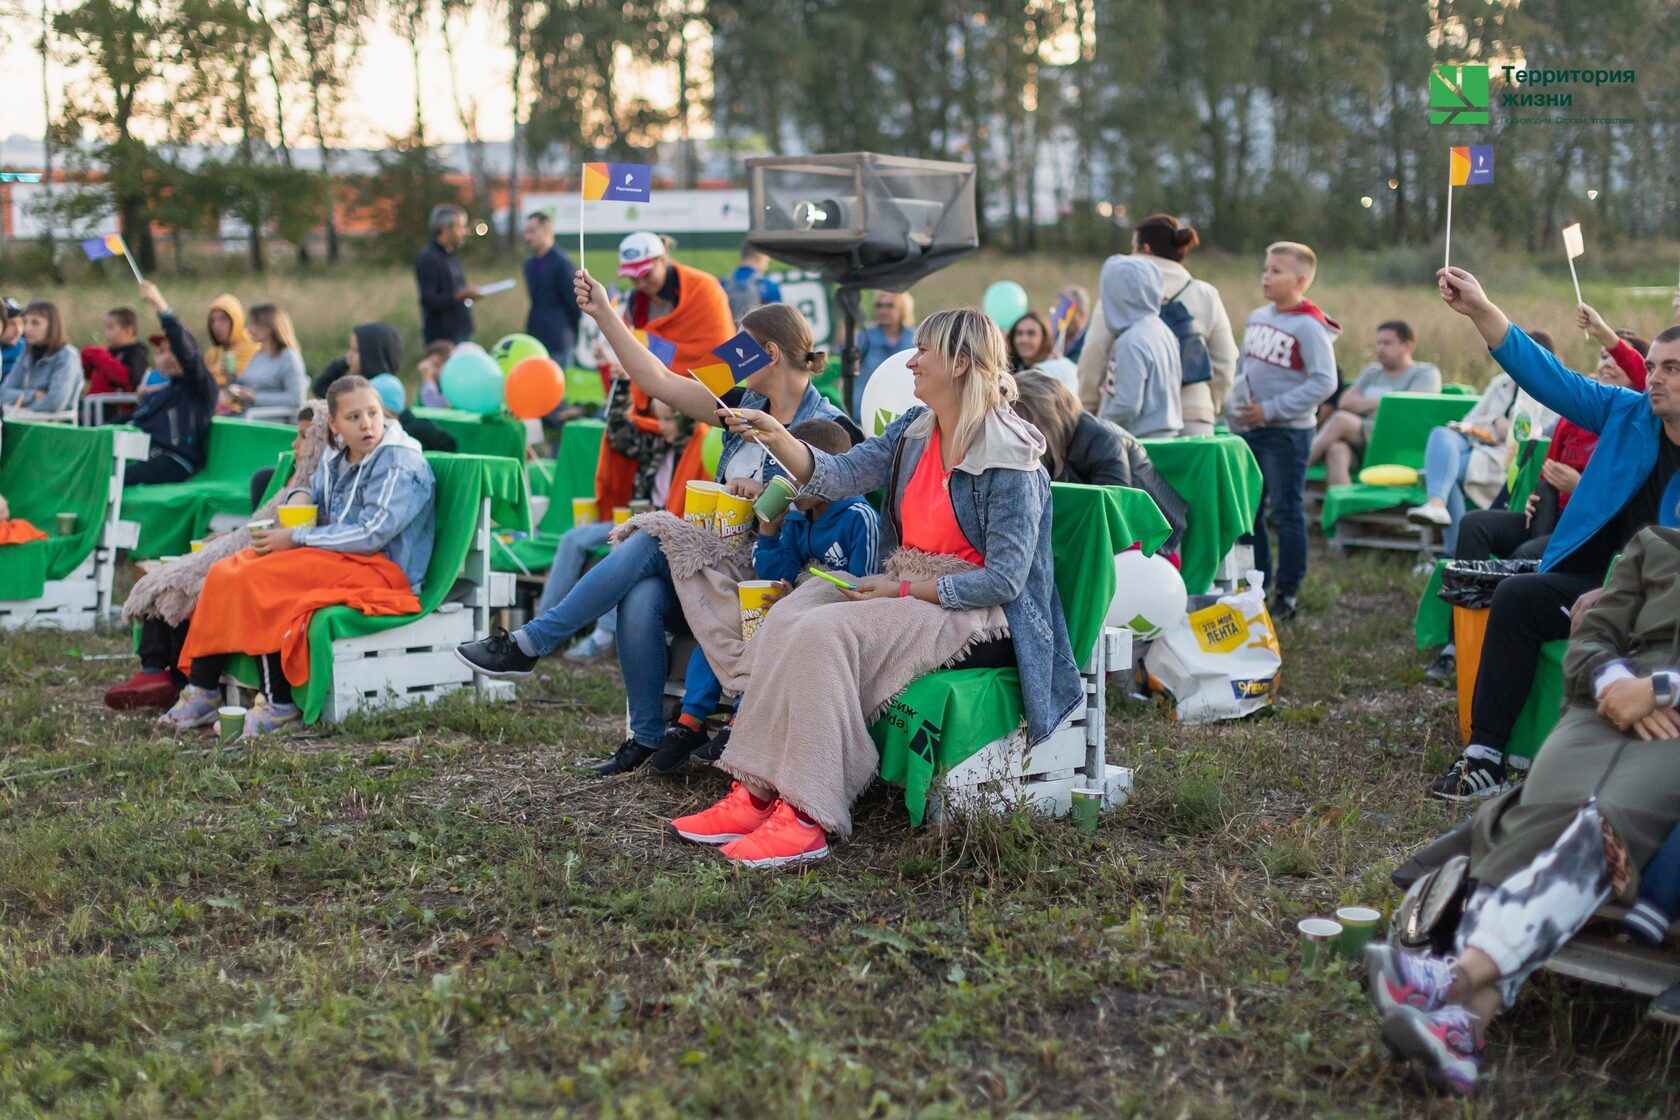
[1490,324,1680,572]
[802,405,1083,744]
[289,421,437,592]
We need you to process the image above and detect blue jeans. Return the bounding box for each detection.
[516,531,684,746]
[538,520,616,637]
[682,647,728,723]
[1423,427,1474,554]
[1240,426,1312,599]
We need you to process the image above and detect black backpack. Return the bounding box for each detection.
[1161,279,1212,386]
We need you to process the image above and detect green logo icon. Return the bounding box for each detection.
[1430,64,1490,125]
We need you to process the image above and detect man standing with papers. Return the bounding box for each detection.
[416,204,478,344]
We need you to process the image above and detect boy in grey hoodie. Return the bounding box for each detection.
[1098,254,1183,438]
[1224,241,1340,616]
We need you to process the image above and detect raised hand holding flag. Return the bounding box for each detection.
[81,233,144,284]
[1562,222,1588,336]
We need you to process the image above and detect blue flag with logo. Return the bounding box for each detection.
[710,330,773,383]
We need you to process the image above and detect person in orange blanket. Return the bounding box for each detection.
[155,376,436,740]
[591,231,735,516]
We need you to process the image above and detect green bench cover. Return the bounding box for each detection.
[0,421,115,600]
[1139,435,1264,594]
[409,407,527,462]
[121,418,295,559]
[871,483,1172,826]
[1321,393,1479,533]
[493,418,605,575]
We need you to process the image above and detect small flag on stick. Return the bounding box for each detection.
[710,330,774,383]
[1562,222,1587,332]
[1048,293,1076,355]
[633,329,678,368]
[578,161,653,275]
[1444,145,1494,270]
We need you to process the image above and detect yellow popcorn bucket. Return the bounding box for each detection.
[713,490,756,541]
[613,506,632,526]
[189,539,206,553]
[276,504,317,529]
[683,481,725,529]
[571,497,598,527]
[737,580,785,644]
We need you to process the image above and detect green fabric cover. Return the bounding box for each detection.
[1507,639,1566,762]
[563,366,605,406]
[1321,393,1478,532]
[1138,435,1264,594]
[409,407,527,461]
[0,421,114,599]
[121,418,295,559]
[229,454,527,724]
[527,459,556,498]
[493,418,604,574]
[871,483,1170,826]
[1412,437,1552,651]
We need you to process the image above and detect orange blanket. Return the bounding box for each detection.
[0,519,49,545]
[645,262,736,372]
[179,548,419,685]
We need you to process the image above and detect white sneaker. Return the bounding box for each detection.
[564,631,614,661]
[1406,503,1451,527]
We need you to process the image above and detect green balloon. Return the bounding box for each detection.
[701,426,723,478]
[491,334,548,376]
[982,281,1030,331]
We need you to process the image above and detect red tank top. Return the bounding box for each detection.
[900,428,984,566]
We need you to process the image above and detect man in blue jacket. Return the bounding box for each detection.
[1433,265,1680,800]
[522,211,580,366]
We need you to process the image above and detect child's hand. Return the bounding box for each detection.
[250,526,298,556]
[758,513,786,536]
[727,477,764,500]
[1233,400,1266,428]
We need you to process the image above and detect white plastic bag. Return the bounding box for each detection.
[1143,570,1282,724]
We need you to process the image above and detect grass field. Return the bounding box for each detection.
[23,243,1680,397]
[2,550,1679,1117]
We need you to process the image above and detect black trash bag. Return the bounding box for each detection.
[1438,558,1541,609]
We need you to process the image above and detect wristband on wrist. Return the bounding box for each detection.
[899,580,911,599]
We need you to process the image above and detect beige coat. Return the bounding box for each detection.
[1078,256,1237,430]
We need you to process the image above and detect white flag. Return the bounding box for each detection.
[1562,223,1585,260]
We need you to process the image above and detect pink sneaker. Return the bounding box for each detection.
[1381,1004,1481,1096]
[1363,943,1455,1015]
[157,685,219,729]
[670,782,777,845]
[719,802,829,868]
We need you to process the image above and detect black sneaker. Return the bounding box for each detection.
[1424,650,1456,686]
[692,722,733,764]
[454,626,538,678]
[588,738,653,777]
[649,722,709,774]
[1428,753,1507,802]
[1270,594,1299,623]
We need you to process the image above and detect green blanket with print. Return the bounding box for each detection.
[0,421,115,600]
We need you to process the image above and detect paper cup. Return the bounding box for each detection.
[218,705,247,744]
[738,579,785,643]
[628,499,654,516]
[1335,907,1383,959]
[613,506,633,526]
[684,481,725,529]
[55,511,78,537]
[714,491,756,540]
[754,474,797,523]
[571,497,598,527]
[277,504,317,529]
[1298,918,1343,970]
[1069,787,1102,831]
[190,539,206,553]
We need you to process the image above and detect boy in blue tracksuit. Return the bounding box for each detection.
[648,419,881,773]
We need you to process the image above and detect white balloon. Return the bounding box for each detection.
[858,349,921,436]
[1106,550,1188,640]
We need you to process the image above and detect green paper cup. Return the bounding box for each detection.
[55,511,78,537]
[753,474,798,523]
[1298,918,1342,969]
[1069,786,1102,831]
[218,705,247,744]
[1335,906,1382,959]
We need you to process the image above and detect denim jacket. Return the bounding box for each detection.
[717,382,863,484]
[802,405,1083,744]
[291,421,437,592]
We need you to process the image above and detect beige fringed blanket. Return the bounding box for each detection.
[616,511,759,692]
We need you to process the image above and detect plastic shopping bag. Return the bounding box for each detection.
[1143,570,1282,724]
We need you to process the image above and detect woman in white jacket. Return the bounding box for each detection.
[1078,214,1236,435]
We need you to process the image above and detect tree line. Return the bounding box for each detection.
[20,0,1680,275]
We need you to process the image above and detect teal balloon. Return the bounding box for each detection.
[440,350,505,415]
[700,426,723,478]
[983,281,1030,331]
[368,373,406,415]
[491,333,548,376]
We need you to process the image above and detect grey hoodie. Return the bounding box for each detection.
[1098,256,1182,438]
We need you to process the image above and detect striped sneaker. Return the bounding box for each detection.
[1428,752,1506,802]
[719,801,829,868]
[1381,1005,1482,1096]
[1363,943,1455,1016]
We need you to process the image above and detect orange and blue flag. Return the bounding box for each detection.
[1048,293,1076,348]
[80,234,126,261]
[1449,145,1494,187]
[710,330,773,383]
[582,162,652,203]
[633,329,677,367]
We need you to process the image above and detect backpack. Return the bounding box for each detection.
[722,269,766,323]
[1161,279,1212,386]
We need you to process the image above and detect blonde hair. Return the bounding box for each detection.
[248,303,299,353]
[908,307,1015,462]
[876,289,916,327]
[741,302,826,374]
[1011,371,1080,476]
[1265,241,1317,278]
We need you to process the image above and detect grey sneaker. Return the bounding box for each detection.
[564,630,615,662]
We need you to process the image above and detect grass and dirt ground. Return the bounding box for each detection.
[2,547,1677,1117]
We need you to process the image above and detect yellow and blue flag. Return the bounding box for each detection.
[80,233,126,261]
[1047,293,1076,349]
[582,162,652,203]
[710,330,773,383]
[1449,145,1494,187]
[633,329,678,367]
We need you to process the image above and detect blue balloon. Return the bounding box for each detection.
[439,349,505,415]
[983,281,1030,331]
[368,372,407,415]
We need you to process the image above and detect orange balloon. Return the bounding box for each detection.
[505,357,566,419]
